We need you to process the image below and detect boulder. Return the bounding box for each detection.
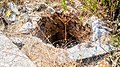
[0,34,36,67]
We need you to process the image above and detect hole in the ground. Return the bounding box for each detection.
[49,32,79,48]
[35,12,91,48]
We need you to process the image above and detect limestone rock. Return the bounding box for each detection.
[10,37,24,49]
[19,21,33,34]
[0,34,36,67]
[21,36,71,66]
[7,13,16,22]
[67,42,114,60]
[7,2,20,15]
[46,6,55,14]
[33,3,48,12]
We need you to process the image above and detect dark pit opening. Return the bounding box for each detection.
[35,12,91,48]
[48,32,79,48]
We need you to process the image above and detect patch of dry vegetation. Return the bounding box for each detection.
[0,0,119,66]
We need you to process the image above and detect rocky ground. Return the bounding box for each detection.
[0,0,120,67]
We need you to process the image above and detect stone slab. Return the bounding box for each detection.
[0,34,36,67]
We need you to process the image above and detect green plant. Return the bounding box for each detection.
[111,34,120,47]
[82,0,98,13]
[61,0,67,11]
[80,0,120,21]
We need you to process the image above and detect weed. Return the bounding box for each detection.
[81,0,120,21]
[111,34,120,47]
[61,0,67,12]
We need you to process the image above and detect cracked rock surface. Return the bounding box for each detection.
[0,34,36,67]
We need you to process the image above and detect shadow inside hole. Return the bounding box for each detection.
[48,32,79,48]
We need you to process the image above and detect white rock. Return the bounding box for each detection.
[67,16,114,60]
[6,2,20,22]
[67,45,80,60]
[0,34,36,67]
[32,16,41,28]
[19,22,33,34]
[89,16,109,42]
[33,3,48,12]
[46,7,55,14]
[67,43,114,60]
[10,37,24,49]
[8,13,16,22]
[8,2,20,15]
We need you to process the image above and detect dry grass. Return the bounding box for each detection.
[0,0,119,66]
